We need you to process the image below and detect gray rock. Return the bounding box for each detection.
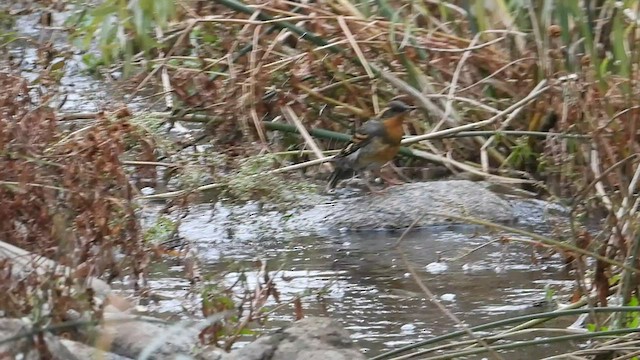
[60,339,133,360]
[299,180,516,230]
[100,312,199,360]
[227,317,364,360]
[194,345,231,360]
[0,318,80,360]
[170,180,519,235]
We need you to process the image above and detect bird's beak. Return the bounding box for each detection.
[408,105,418,110]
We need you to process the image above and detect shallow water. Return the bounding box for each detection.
[9,9,161,114]
[131,201,575,359]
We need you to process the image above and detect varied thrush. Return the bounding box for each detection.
[326,100,416,192]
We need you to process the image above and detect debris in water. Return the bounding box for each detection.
[425,262,448,274]
[440,293,456,302]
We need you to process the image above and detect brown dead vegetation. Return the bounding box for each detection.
[0,71,151,341]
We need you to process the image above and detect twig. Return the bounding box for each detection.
[401,80,549,145]
[374,67,449,125]
[393,328,588,359]
[457,57,537,93]
[374,305,640,360]
[136,155,334,200]
[136,183,225,201]
[446,237,505,261]
[133,19,198,95]
[280,105,333,171]
[154,27,174,110]
[248,23,268,146]
[0,181,68,192]
[337,15,374,79]
[436,32,483,131]
[293,83,367,116]
[410,149,534,184]
[122,161,181,167]
[424,212,640,274]
[590,146,613,211]
[416,32,517,53]
[393,214,505,360]
[479,95,529,171]
[57,112,100,120]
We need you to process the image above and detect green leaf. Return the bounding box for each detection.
[91,1,118,18]
[202,32,219,45]
[239,328,256,336]
[599,57,610,78]
[132,0,146,36]
[155,0,174,28]
[1,183,26,194]
[49,59,66,71]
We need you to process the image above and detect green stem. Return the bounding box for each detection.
[214,0,338,53]
[263,121,416,157]
[617,230,640,327]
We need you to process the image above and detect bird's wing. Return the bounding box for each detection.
[335,119,383,158]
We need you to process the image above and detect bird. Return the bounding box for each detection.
[326,100,416,193]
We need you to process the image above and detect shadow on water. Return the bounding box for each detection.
[134,203,575,359]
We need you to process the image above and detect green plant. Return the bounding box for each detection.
[67,0,176,74]
[144,216,178,243]
[222,154,317,207]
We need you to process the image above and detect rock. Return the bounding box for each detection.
[194,345,231,360]
[168,180,525,236]
[226,317,365,360]
[0,318,80,360]
[60,339,133,360]
[298,180,516,230]
[99,312,199,360]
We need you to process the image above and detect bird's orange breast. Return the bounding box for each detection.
[381,115,405,144]
[356,139,401,170]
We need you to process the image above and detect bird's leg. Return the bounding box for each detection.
[376,166,405,186]
[358,170,386,194]
[364,180,388,194]
[387,163,411,184]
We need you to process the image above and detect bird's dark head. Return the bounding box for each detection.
[380,100,416,119]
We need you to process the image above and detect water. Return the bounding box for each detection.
[132,203,575,359]
[8,8,162,115]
